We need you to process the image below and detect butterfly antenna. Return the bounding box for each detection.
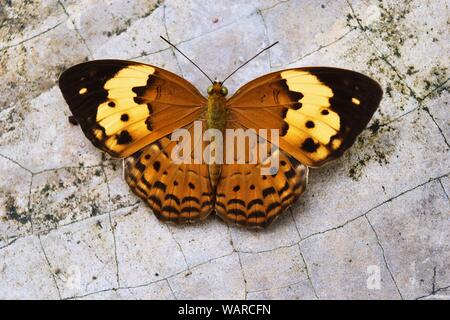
[160,36,214,84]
[222,41,279,84]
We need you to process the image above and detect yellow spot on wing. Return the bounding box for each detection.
[285,109,337,145]
[99,105,150,136]
[352,97,361,105]
[297,104,340,131]
[79,88,87,94]
[331,138,342,150]
[96,65,155,122]
[281,70,334,97]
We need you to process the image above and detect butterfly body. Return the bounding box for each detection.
[206,81,229,188]
[59,60,382,229]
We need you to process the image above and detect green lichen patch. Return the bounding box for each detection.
[347,119,397,181]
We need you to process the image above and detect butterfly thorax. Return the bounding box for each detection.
[206,82,228,188]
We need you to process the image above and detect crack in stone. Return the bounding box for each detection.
[0,153,33,174]
[431,266,437,294]
[290,207,303,240]
[226,225,248,299]
[301,171,450,241]
[438,179,450,201]
[166,225,190,269]
[344,0,450,151]
[416,284,450,300]
[0,21,65,52]
[365,215,404,299]
[239,243,298,255]
[0,203,140,250]
[166,279,177,300]
[423,107,450,149]
[57,0,93,59]
[256,9,273,70]
[0,238,18,250]
[297,244,319,299]
[108,213,121,288]
[419,77,450,101]
[133,9,261,61]
[162,5,184,77]
[277,28,356,68]
[259,0,291,12]
[38,235,62,299]
[345,0,420,100]
[65,250,238,299]
[246,278,311,296]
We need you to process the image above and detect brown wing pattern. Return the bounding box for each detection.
[59,60,206,158]
[124,122,214,224]
[215,123,308,228]
[227,67,383,167]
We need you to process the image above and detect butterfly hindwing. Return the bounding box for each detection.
[59,60,207,158]
[215,122,308,228]
[228,67,383,167]
[124,122,215,224]
[216,150,308,228]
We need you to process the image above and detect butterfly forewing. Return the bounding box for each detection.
[227,67,383,167]
[59,60,207,158]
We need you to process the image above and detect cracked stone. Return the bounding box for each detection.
[347,0,450,97]
[92,5,168,60]
[367,180,450,299]
[30,165,110,233]
[62,0,163,53]
[76,280,174,300]
[0,156,32,245]
[300,217,401,299]
[170,12,269,95]
[441,176,450,200]
[247,279,317,299]
[164,0,259,44]
[112,204,186,287]
[0,87,103,172]
[240,245,308,292]
[167,217,234,267]
[103,160,141,210]
[0,236,60,299]
[39,214,118,299]
[263,0,351,68]
[168,252,245,299]
[425,89,450,144]
[0,0,65,49]
[0,23,90,112]
[230,211,301,252]
[293,108,450,238]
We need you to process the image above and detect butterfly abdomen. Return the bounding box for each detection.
[206,84,228,188]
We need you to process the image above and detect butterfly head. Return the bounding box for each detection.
[207,81,228,97]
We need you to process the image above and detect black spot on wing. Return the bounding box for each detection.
[301,138,319,152]
[117,130,132,144]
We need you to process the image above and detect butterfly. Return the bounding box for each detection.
[58,40,382,229]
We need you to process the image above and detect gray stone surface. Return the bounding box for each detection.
[0,0,449,299]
